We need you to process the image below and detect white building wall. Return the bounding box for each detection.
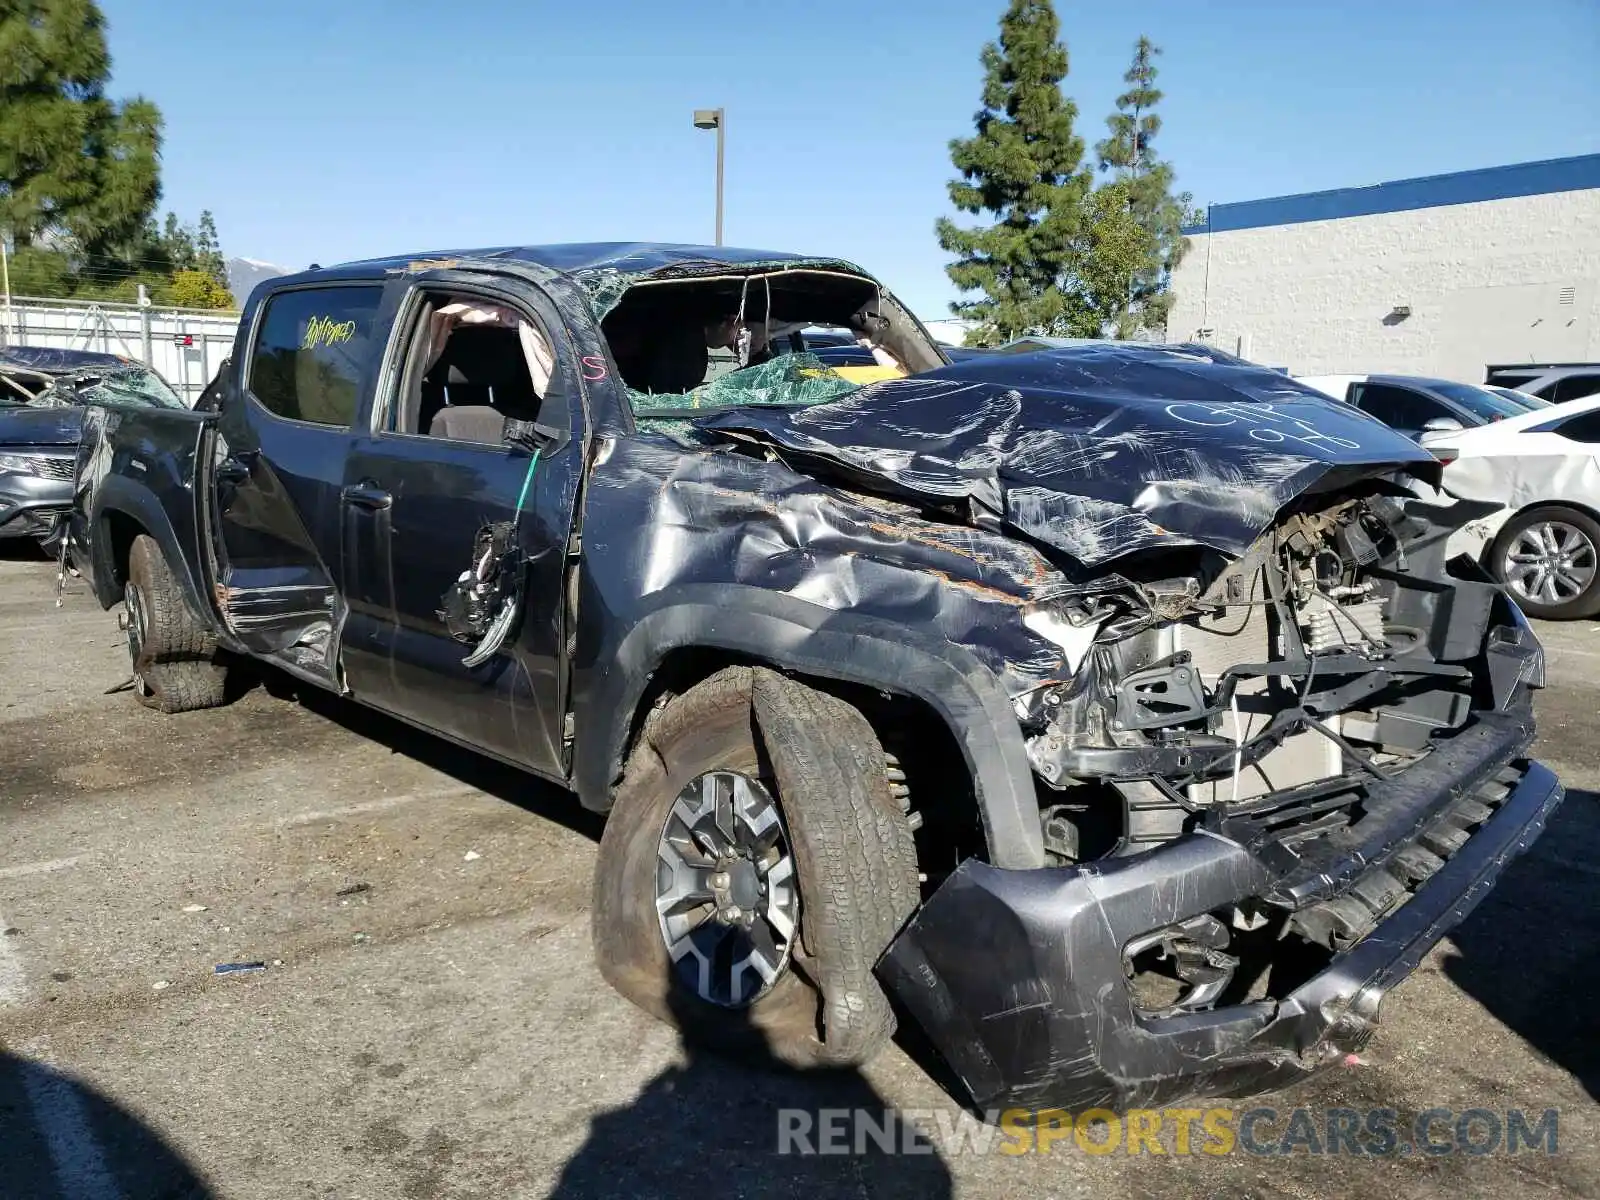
[1166,188,1600,381]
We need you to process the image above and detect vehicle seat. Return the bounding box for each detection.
[636,320,710,394]
[417,325,542,435]
[428,404,505,444]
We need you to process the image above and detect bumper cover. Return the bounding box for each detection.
[879,713,1562,1112]
[0,471,72,540]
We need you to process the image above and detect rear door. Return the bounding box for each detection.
[211,281,387,683]
[337,272,585,777]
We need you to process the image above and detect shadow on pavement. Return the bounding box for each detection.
[549,984,954,1199]
[269,666,953,1196]
[256,668,605,843]
[0,539,51,562]
[1443,786,1600,1099]
[0,1050,212,1199]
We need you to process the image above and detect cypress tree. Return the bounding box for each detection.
[1095,37,1193,335]
[936,0,1094,345]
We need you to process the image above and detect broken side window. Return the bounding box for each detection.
[386,293,558,446]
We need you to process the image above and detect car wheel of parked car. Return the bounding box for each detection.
[125,534,228,712]
[1491,506,1600,620]
[592,666,920,1069]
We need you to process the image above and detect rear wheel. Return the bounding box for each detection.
[592,667,920,1068]
[125,534,228,712]
[1491,506,1600,620]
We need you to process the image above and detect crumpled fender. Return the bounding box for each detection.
[569,583,1049,869]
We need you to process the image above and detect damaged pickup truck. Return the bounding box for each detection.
[67,243,1562,1112]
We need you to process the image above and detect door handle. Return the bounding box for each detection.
[342,482,393,511]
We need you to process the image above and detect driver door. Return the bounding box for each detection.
[337,273,584,778]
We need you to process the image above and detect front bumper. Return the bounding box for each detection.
[879,708,1563,1113]
[0,470,73,541]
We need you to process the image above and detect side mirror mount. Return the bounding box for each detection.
[503,417,568,454]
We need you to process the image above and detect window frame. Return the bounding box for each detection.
[367,279,572,451]
[1549,408,1600,444]
[1550,374,1600,405]
[1349,382,1456,431]
[242,280,388,431]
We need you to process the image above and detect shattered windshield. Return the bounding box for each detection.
[631,352,863,415]
[600,265,945,440]
[25,366,186,411]
[630,352,866,443]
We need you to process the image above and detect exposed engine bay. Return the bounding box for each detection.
[1020,491,1481,811]
[994,482,1544,1019]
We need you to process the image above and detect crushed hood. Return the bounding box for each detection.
[698,343,1438,567]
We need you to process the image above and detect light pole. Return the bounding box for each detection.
[692,108,725,246]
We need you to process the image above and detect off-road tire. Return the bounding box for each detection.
[593,666,920,1068]
[1489,505,1600,621]
[125,534,228,713]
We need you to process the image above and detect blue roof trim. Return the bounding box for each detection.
[1182,153,1600,235]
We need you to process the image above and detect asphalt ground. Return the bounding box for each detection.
[0,539,1595,1199]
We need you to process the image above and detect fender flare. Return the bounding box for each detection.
[89,474,219,635]
[571,585,1047,870]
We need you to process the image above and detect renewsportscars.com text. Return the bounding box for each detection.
[776,1105,1561,1158]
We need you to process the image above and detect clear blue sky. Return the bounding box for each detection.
[101,0,1598,317]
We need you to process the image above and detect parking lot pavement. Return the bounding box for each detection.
[0,541,1596,1200]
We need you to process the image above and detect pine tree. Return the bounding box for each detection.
[161,212,196,272]
[0,0,163,257]
[1094,37,1192,335]
[194,210,230,292]
[936,0,1094,346]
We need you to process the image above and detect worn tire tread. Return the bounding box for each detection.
[128,534,227,713]
[593,666,919,1070]
[750,669,920,1063]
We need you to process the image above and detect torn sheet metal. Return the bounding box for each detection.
[879,750,1562,1112]
[438,520,526,667]
[698,344,1438,568]
[581,435,1079,696]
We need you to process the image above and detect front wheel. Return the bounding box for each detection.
[592,667,920,1068]
[125,534,229,712]
[1491,506,1600,620]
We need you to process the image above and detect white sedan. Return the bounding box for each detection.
[1425,395,1600,619]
